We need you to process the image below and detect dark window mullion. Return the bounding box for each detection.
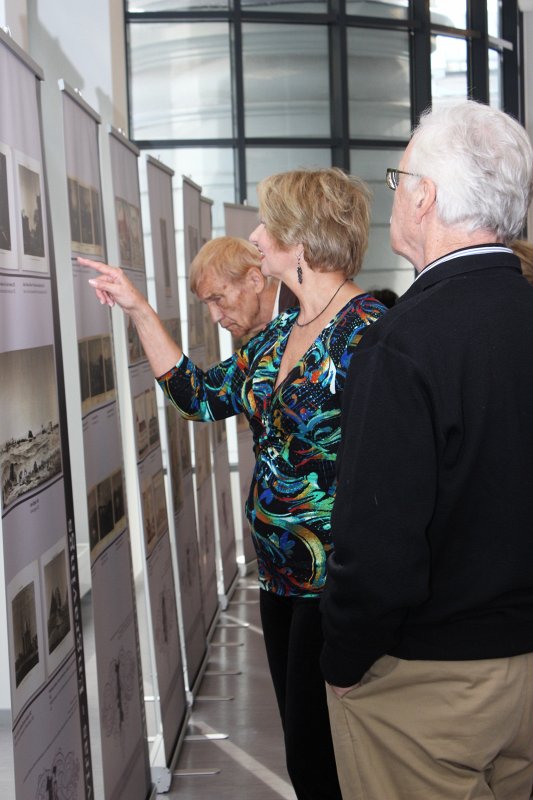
[230,0,247,202]
[468,0,489,102]
[328,0,349,170]
[501,1,521,120]
[410,0,432,124]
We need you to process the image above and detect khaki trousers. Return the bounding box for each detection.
[326,653,533,800]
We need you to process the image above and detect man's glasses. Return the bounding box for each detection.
[386,168,420,191]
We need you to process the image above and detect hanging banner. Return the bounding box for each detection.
[108,131,186,765]
[223,202,260,568]
[145,157,206,690]
[142,156,190,760]
[0,32,93,800]
[182,178,218,633]
[60,88,151,800]
[200,197,238,600]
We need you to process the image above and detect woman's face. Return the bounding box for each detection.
[249,220,298,279]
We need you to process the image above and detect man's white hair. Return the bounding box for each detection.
[406,100,533,242]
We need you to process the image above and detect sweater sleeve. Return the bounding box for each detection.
[157,346,250,422]
[320,338,437,686]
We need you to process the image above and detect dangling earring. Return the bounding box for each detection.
[296,252,303,284]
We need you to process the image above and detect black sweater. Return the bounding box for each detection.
[320,246,533,687]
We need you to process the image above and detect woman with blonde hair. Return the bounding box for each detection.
[84,167,386,799]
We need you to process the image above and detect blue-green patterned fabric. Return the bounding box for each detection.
[158,294,386,597]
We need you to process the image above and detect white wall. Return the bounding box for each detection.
[0,0,28,50]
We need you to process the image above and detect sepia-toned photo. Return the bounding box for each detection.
[12,581,40,688]
[102,335,115,393]
[89,468,125,555]
[112,469,125,528]
[88,487,99,551]
[67,176,81,244]
[44,548,71,656]
[134,391,148,461]
[79,184,93,247]
[79,335,116,414]
[0,149,12,253]
[160,217,172,297]
[91,187,102,248]
[152,470,168,537]
[127,316,144,365]
[67,176,104,256]
[88,336,105,398]
[128,203,144,270]
[145,388,159,449]
[18,162,45,259]
[0,345,62,511]
[97,476,114,540]
[78,339,90,405]
[142,482,156,550]
[0,142,18,271]
[116,197,131,267]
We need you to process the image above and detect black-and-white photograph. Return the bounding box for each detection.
[128,203,144,269]
[88,486,99,551]
[127,316,143,365]
[12,580,39,688]
[160,217,171,296]
[88,336,105,398]
[134,391,148,461]
[78,339,90,405]
[44,548,71,656]
[67,176,104,256]
[0,345,62,512]
[142,482,156,550]
[91,187,102,249]
[152,470,167,537]
[79,183,93,247]
[145,388,159,449]
[102,335,115,394]
[111,469,125,528]
[18,162,45,259]
[116,197,131,267]
[67,176,81,245]
[97,476,114,541]
[0,149,12,253]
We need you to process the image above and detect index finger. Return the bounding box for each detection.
[77,257,118,277]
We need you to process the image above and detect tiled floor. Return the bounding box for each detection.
[0,575,295,800]
[166,579,295,799]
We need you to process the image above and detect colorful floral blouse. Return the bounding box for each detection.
[158,294,386,597]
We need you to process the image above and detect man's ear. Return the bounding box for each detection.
[247,266,267,294]
[414,178,437,223]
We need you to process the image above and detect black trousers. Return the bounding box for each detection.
[259,589,342,800]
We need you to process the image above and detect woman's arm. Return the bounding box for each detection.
[80,257,181,377]
[82,256,250,422]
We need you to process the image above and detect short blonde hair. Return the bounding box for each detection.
[189,236,262,294]
[257,167,371,277]
[511,239,533,287]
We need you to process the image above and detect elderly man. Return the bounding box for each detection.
[321,100,533,800]
[189,235,294,338]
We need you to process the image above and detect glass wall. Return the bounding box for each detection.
[126,0,523,288]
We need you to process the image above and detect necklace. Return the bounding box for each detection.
[294,278,348,328]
